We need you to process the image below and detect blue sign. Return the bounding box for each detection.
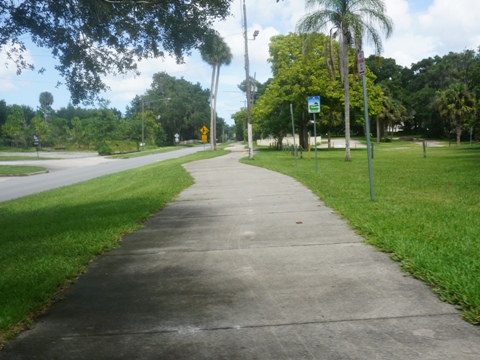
[307,96,320,113]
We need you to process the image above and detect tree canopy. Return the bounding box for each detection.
[296,0,393,161]
[366,49,480,140]
[0,0,232,104]
[128,71,213,143]
[252,32,384,148]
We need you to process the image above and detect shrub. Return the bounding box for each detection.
[97,145,114,155]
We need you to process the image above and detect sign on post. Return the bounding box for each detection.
[307,96,320,172]
[357,50,366,76]
[307,96,320,113]
[200,126,209,143]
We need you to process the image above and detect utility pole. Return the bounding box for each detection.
[242,0,258,159]
[141,99,145,151]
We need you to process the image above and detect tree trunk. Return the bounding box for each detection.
[213,64,221,150]
[298,112,308,149]
[376,118,381,143]
[456,122,462,146]
[209,65,216,150]
[342,38,351,161]
[277,135,284,150]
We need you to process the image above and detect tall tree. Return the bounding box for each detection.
[259,33,340,149]
[132,72,211,144]
[433,83,476,146]
[377,95,406,142]
[199,31,232,150]
[1,105,25,147]
[31,114,51,149]
[296,0,393,161]
[231,108,247,142]
[39,91,54,122]
[0,0,232,104]
[66,117,86,149]
[254,32,382,150]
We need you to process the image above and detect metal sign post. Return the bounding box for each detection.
[33,135,39,158]
[358,51,374,200]
[290,104,298,167]
[307,96,320,173]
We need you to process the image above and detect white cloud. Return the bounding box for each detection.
[0,45,35,92]
[418,0,480,53]
[380,0,480,66]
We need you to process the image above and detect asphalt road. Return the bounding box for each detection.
[0,147,207,203]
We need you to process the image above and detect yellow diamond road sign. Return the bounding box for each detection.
[200,126,209,135]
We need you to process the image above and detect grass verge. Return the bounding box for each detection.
[243,141,480,325]
[110,145,196,159]
[0,156,54,161]
[0,165,48,176]
[0,149,228,346]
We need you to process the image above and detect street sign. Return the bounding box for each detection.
[357,51,366,76]
[200,126,209,135]
[174,133,180,143]
[357,50,364,61]
[201,134,208,143]
[307,96,320,113]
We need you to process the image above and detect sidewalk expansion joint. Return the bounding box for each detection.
[104,241,363,256]
[40,313,461,340]
[156,208,329,220]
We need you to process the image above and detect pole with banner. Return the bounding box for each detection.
[307,96,320,172]
[358,50,374,200]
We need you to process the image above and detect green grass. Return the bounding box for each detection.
[0,156,54,161]
[0,149,228,345]
[109,145,195,159]
[0,165,48,175]
[243,141,480,325]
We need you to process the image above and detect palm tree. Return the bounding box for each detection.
[39,91,54,123]
[433,83,476,146]
[296,0,393,161]
[199,31,232,150]
[377,95,406,142]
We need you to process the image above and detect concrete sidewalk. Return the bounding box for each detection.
[2,143,480,359]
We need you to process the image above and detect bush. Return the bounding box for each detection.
[105,140,138,153]
[97,145,114,155]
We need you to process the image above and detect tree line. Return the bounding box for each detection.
[367,50,479,145]
[232,32,479,150]
[0,72,234,152]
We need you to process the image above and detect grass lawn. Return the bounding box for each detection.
[109,145,194,159]
[0,149,228,346]
[243,141,480,325]
[0,165,48,176]
[0,156,54,161]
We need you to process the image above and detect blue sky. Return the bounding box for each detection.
[1,0,479,125]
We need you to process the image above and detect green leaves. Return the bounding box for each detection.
[0,0,233,104]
